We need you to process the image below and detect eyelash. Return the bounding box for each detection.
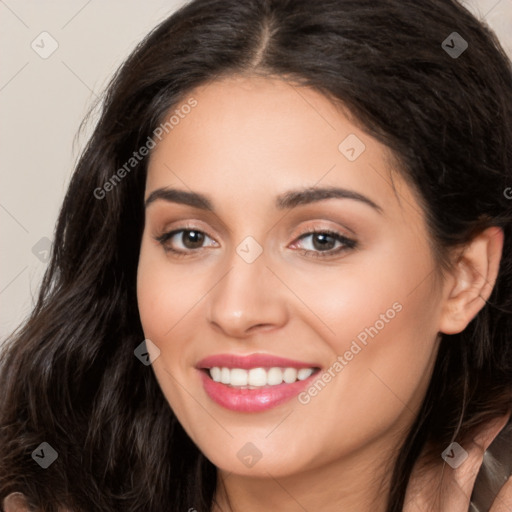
[154,226,357,259]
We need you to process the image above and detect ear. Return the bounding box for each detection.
[438,226,504,335]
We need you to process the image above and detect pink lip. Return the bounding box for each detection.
[196,353,321,413]
[199,371,319,412]
[196,353,318,370]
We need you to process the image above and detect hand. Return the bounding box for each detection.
[404,412,512,512]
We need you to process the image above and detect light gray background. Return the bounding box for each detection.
[1,0,511,342]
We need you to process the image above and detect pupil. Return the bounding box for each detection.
[184,230,204,249]
[313,233,334,251]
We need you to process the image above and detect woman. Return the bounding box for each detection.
[1,0,511,510]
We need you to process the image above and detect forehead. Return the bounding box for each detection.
[145,75,419,221]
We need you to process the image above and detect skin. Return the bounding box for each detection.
[135,75,505,512]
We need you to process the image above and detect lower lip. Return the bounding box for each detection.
[199,370,318,412]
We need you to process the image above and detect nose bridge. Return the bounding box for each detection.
[206,239,288,336]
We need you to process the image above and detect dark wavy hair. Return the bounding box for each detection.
[1,0,511,511]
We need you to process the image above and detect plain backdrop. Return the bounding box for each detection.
[1,0,511,343]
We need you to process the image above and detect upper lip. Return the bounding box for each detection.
[196,353,320,370]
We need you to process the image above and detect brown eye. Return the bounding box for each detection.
[155,228,217,256]
[293,229,357,259]
[179,230,205,249]
[309,233,337,251]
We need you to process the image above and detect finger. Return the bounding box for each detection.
[441,412,512,509]
[403,412,511,512]
[489,475,512,512]
[472,412,511,452]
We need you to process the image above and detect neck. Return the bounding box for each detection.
[211,426,404,512]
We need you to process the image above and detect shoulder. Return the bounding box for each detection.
[2,493,73,512]
[2,493,30,512]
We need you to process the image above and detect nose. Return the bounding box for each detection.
[206,251,289,339]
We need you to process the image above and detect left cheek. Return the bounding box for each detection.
[349,304,438,416]
[308,277,403,351]
[318,273,437,399]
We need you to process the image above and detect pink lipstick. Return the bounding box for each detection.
[197,353,320,412]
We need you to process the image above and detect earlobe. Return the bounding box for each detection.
[438,226,504,335]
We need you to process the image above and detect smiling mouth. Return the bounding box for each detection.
[202,366,321,388]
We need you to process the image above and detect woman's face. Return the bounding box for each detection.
[137,75,445,480]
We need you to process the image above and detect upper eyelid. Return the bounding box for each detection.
[146,201,363,238]
[158,223,352,237]
[157,219,217,237]
[156,226,216,244]
[295,224,353,238]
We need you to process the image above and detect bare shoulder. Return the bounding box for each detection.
[2,493,31,512]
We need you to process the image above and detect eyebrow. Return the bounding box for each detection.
[144,186,383,213]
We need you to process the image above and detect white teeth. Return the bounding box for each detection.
[267,367,283,385]
[283,368,297,383]
[207,366,316,387]
[297,368,314,381]
[210,367,222,382]
[248,368,267,386]
[230,368,248,386]
[220,367,230,384]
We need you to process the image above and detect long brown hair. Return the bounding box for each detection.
[1,1,511,510]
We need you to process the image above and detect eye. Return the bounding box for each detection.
[155,228,217,256]
[291,229,357,258]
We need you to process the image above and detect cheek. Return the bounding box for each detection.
[136,244,202,419]
[136,239,215,399]
[293,234,437,366]
[278,234,438,351]
[136,241,206,341]
[299,244,440,432]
